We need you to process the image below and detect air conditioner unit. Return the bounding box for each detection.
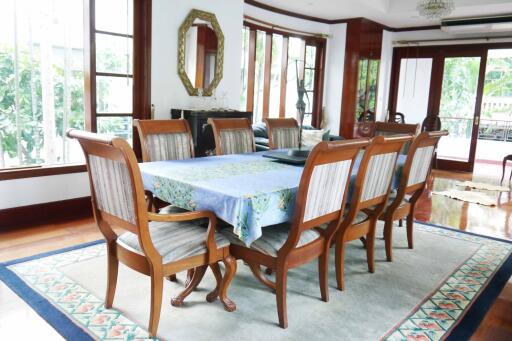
[441,15,512,34]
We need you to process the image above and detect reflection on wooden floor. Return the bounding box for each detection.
[416,169,512,241]
[0,167,511,340]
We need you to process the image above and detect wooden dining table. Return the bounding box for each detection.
[139,150,406,246]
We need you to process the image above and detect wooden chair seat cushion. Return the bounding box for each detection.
[221,223,321,257]
[117,221,229,263]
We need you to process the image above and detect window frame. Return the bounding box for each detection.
[0,0,152,180]
[242,21,326,127]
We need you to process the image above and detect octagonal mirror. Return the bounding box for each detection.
[178,9,224,96]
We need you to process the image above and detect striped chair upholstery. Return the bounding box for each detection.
[407,145,435,187]
[145,133,192,161]
[272,127,300,149]
[361,152,398,202]
[219,128,254,155]
[221,223,320,257]
[118,220,230,263]
[88,155,136,225]
[303,159,352,222]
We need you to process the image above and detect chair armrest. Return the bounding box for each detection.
[147,210,215,222]
[147,211,220,263]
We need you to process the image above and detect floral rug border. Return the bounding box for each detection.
[2,223,511,341]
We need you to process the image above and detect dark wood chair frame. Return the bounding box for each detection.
[379,131,449,261]
[208,118,256,155]
[134,119,200,284]
[333,135,412,291]
[374,121,420,136]
[67,129,236,337]
[229,139,370,328]
[263,117,299,150]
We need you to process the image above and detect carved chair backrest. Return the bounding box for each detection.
[264,118,300,149]
[347,135,412,223]
[66,129,161,259]
[392,131,448,206]
[208,118,256,155]
[134,119,195,162]
[279,139,370,255]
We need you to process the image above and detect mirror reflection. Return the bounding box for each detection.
[184,19,219,92]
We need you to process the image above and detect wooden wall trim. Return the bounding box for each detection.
[244,0,332,24]
[244,0,442,32]
[0,165,87,181]
[0,197,93,229]
[279,36,289,118]
[262,32,273,118]
[246,29,257,112]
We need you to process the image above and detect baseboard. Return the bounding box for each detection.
[0,197,93,229]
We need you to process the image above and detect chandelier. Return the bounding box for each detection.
[416,0,455,19]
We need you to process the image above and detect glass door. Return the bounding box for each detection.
[389,46,487,172]
[436,51,486,172]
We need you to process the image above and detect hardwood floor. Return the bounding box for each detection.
[0,167,511,340]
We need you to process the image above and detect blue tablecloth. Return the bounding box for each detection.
[139,151,405,246]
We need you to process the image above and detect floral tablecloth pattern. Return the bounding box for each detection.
[139,151,405,246]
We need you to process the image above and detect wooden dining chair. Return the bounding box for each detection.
[374,121,419,136]
[66,129,237,337]
[208,118,255,155]
[134,119,195,163]
[379,131,448,261]
[333,135,412,291]
[221,138,370,328]
[134,119,199,284]
[263,118,300,149]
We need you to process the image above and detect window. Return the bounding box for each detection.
[240,22,326,126]
[0,0,85,169]
[0,0,151,172]
[93,0,134,142]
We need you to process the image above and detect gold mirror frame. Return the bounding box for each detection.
[178,9,224,96]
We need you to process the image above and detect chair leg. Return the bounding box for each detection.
[398,219,403,227]
[185,268,195,287]
[206,262,223,303]
[384,219,393,262]
[318,250,329,302]
[167,274,178,282]
[219,255,237,312]
[335,240,346,291]
[248,262,276,291]
[148,268,164,338]
[171,265,207,307]
[366,221,376,273]
[275,266,289,329]
[407,213,414,249]
[501,157,507,185]
[105,245,119,309]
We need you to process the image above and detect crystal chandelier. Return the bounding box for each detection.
[416,0,455,19]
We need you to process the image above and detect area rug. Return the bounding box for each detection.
[1,222,511,341]
[457,181,510,192]
[432,189,497,206]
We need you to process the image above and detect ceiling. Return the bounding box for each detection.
[250,0,512,28]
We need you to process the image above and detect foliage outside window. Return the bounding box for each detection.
[0,0,137,170]
[0,0,85,169]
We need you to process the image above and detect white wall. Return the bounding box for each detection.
[323,23,347,135]
[0,173,90,210]
[151,0,244,118]
[376,30,393,122]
